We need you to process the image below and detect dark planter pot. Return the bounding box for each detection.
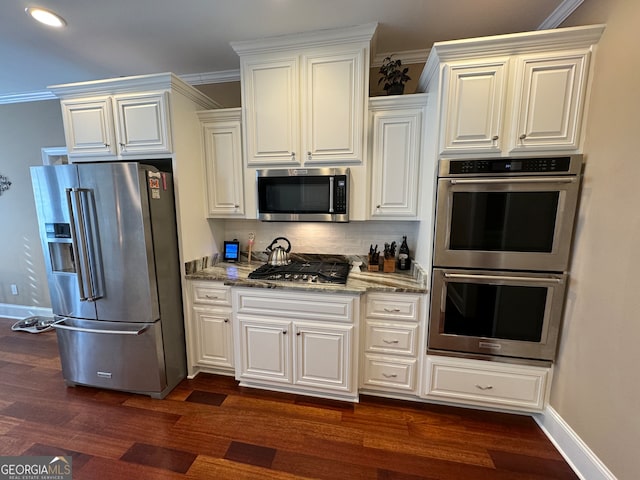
[386,84,405,95]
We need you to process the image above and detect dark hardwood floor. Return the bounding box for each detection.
[0,320,578,479]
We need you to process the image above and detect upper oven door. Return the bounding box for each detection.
[433,174,580,271]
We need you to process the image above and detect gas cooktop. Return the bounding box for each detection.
[248,261,349,284]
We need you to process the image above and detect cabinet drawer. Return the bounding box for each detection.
[365,293,420,321]
[365,321,418,356]
[425,356,550,412]
[362,354,416,391]
[234,289,356,323]
[192,282,231,306]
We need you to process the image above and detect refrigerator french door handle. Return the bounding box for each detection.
[449,177,576,185]
[444,273,563,284]
[52,319,149,336]
[65,188,88,301]
[66,188,99,301]
[76,188,100,301]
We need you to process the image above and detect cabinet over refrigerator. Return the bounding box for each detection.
[30,162,186,398]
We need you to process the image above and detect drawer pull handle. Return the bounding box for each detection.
[382,373,398,378]
[475,384,494,391]
[204,294,219,299]
[382,339,399,344]
[383,308,401,313]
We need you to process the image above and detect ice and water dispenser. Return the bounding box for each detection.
[45,223,76,273]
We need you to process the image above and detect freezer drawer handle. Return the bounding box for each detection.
[52,320,149,336]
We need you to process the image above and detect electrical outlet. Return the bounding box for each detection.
[10,284,18,295]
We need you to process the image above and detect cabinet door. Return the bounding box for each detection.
[242,57,300,165]
[441,60,508,154]
[302,49,365,164]
[193,306,233,369]
[370,108,422,218]
[61,97,116,156]
[238,317,291,384]
[510,51,589,152]
[113,91,172,155]
[294,322,353,393]
[202,117,245,217]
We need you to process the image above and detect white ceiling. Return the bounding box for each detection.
[1,0,583,103]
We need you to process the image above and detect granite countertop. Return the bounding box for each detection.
[185,255,428,295]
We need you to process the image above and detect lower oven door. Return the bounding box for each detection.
[428,268,567,362]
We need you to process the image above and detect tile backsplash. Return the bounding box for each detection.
[223,220,420,257]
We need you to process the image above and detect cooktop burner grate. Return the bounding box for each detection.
[248,261,349,284]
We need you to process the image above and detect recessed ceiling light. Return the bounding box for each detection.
[25,7,67,28]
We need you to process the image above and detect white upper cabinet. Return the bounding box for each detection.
[50,73,220,161]
[198,109,245,218]
[441,59,508,154]
[61,91,171,158]
[369,94,427,219]
[418,24,605,157]
[510,52,589,152]
[241,56,299,165]
[232,23,376,166]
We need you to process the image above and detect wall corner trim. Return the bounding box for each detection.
[533,406,618,480]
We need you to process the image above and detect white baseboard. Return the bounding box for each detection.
[0,303,53,320]
[534,406,617,480]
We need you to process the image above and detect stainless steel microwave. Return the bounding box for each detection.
[256,168,349,222]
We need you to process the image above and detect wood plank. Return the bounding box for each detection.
[0,324,581,479]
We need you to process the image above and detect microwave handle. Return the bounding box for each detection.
[444,273,563,284]
[329,177,334,213]
[449,177,576,185]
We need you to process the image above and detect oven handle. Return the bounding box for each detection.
[449,177,576,185]
[444,273,563,284]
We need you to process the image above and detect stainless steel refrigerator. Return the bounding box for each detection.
[30,162,186,399]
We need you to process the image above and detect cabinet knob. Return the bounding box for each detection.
[307,151,312,160]
[282,330,287,335]
[519,133,527,140]
[291,152,296,159]
[234,205,240,208]
[224,318,229,323]
[119,142,125,147]
[296,332,301,336]
[376,205,381,209]
[104,143,110,147]
[492,135,499,141]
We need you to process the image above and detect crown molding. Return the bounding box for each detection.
[231,22,378,55]
[179,70,241,85]
[0,90,57,104]
[538,0,585,30]
[372,49,430,67]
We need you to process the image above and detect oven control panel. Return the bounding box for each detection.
[445,156,576,175]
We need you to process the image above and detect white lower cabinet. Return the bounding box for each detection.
[360,292,425,396]
[423,355,551,412]
[234,288,359,401]
[185,281,234,377]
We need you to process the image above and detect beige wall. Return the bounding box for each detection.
[554,1,640,478]
[0,100,65,308]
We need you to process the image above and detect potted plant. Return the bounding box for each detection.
[378,55,411,95]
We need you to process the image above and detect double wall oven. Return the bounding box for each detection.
[429,155,582,364]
